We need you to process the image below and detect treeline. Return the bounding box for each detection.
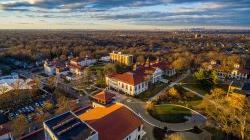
[0,30,249,70]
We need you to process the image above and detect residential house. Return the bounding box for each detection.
[70,56,97,67]
[99,56,110,63]
[208,60,249,80]
[69,57,96,75]
[0,125,13,140]
[135,58,176,82]
[0,74,35,95]
[68,64,85,76]
[44,60,67,76]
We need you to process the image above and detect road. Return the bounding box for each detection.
[109,90,206,132]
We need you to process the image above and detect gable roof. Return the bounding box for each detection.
[92,91,115,103]
[108,72,146,85]
[78,103,142,140]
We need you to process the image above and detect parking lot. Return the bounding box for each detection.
[0,94,51,123]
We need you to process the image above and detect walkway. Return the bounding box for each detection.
[181,86,205,98]
[149,70,191,101]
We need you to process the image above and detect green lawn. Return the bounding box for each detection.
[89,64,105,71]
[150,104,192,123]
[180,75,197,84]
[136,82,168,101]
[184,84,209,95]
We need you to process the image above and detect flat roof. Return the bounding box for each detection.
[44,112,96,140]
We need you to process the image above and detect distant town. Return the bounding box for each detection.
[0,30,249,140]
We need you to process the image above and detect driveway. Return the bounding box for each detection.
[110,91,206,131]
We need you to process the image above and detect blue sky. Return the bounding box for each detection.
[0,0,250,29]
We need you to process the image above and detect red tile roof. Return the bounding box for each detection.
[0,125,10,136]
[93,91,115,103]
[238,68,250,74]
[79,103,143,140]
[69,63,85,70]
[108,72,146,85]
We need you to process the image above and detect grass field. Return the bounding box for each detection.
[150,104,192,123]
[136,82,168,101]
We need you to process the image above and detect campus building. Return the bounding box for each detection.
[109,51,133,66]
[106,59,176,96]
[208,60,249,80]
[78,103,145,140]
[106,72,149,96]
[43,111,98,140]
[91,90,116,108]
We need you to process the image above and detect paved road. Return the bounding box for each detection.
[110,90,206,131]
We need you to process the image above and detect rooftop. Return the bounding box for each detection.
[92,90,115,104]
[44,111,96,140]
[108,72,146,85]
[78,103,143,140]
[0,124,10,136]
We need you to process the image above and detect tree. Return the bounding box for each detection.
[168,87,180,99]
[171,57,190,70]
[11,115,28,137]
[104,63,117,74]
[198,88,250,139]
[56,96,70,114]
[146,101,155,111]
[194,69,206,81]
[166,133,185,140]
[0,85,9,94]
[83,67,92,84]
[96,70,105,87]
[60,54,67,61]
[194,69,216,90]
[44,101,54,110]
[136,55,145,64]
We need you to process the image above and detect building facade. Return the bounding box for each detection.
[106,72,149,96]
[209,61,249,80]
[109,51,133,66]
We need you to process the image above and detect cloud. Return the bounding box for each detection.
[0,0,249,27]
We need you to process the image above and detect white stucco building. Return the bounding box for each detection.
[106,72,149,96]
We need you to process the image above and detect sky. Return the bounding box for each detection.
[0,0,250,30]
